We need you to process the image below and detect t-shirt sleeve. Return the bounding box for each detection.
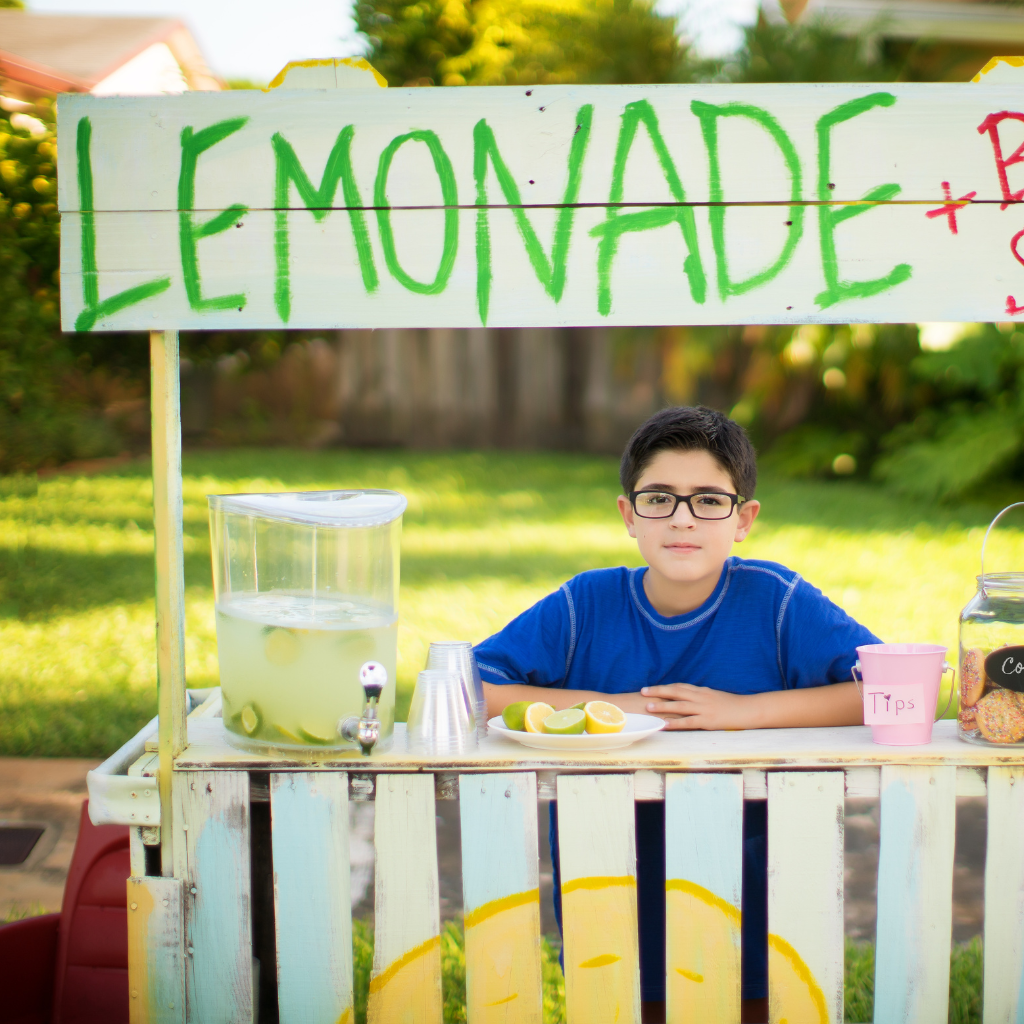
[473,586,574,689]
[779,577,882,689]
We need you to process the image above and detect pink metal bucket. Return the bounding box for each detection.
[854,643,954,745]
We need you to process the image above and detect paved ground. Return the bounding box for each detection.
[0,757,98,919]
[1,759,986,943]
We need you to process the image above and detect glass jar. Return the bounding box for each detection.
[959,502,1024,746]
[208,489,406,754]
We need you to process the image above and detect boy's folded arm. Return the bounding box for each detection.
[483,682,651,718]
[641,680,864,731]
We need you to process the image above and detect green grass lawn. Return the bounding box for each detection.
[1,448,1023,757]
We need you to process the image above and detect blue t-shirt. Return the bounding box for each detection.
[475,556,880,694]
[475,556,879,1003]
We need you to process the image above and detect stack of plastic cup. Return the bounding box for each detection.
[426,641,487,739]
[406,669,478,756]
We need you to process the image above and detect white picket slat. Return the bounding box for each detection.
[983,767,1024,1024]
[459,772,543,1024]
[767,771,844,1024]
[127,876,185,1024]
[873,765,956,1024]
[368,773,443,1024]
[556,774,640,1024]
[663,772,743,1024]
[270,772,353,1024]
[172,770,253,1024]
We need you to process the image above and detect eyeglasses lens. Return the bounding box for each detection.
[634,492,733,519]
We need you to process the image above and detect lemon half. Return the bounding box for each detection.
[584,701,627,734]
[523,702,555,733]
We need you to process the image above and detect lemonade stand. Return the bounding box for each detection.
[68,55,1024,1024]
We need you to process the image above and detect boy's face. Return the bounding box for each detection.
[617,448,760,589]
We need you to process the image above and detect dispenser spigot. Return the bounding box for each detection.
[340,661,388,756]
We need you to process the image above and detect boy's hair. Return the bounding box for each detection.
[619,406,757,498]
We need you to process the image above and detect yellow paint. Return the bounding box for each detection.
[767,933,829,1024]
[465,891,543,1024]
[335,1009,353,1024]
[367,934,442,1024]
[676,969,704,983]
[127,878,154,1024]
[464,887,539,929]
[972,55,1024,82]
[266,58,388,91]
[561,876,639,1024]
[664,879,740,1024]
[580,954,622,968]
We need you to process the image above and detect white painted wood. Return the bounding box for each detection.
[269,772,353,1024]
[57,84,1024,331]
[873,765,956,1024]
[177,718,1024,772]
[768,772,845,1024]
[664,773,743,1024]
[459,773,543,1024]
[172,770,253,1024]
[983,767,1024,1024]
[127,875,185,1024]
[556,774,640,1024]
[369,773,443,1024]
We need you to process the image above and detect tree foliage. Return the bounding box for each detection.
[356,0,685,87]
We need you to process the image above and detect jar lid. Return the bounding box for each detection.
[207,489,407,527]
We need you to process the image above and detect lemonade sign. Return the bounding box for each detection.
[58,65,1024,331]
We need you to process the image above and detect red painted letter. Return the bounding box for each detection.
[978,111,1024,209]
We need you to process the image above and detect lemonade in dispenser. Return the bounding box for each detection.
[208,490,406,753]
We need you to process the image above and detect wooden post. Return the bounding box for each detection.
[150,329,187,877]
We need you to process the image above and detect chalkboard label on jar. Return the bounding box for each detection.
[984,647,1024,692]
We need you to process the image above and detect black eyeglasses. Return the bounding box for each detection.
[629,490,746,520]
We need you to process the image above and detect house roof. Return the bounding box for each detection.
[0,10,221,94]
[768,0,1024,44]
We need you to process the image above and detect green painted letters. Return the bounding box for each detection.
[74,117,170,331]
[691,100,803,300]
[590,100,706,316]
[178,117,249,312]
[272,126,378,322]
[473,105,593,325]
[374,131,457,294]
[815,93,911,308]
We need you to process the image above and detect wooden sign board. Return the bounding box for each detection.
[57,73,1024,331]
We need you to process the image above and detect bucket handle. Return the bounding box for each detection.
[981,502,1024,596]
[852,662,957,722]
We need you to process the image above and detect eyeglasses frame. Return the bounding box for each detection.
[628,490,747,520]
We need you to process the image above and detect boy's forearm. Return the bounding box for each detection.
[483,682,649,718]
[743,681,864,729]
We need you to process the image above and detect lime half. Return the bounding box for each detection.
[542,708,586,735]
[502,701,532,731]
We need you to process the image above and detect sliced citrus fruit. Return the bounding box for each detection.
[298,723,337,745]
[585,701,627,734]
[240,704,260,736]
[543,708,586,734]
[264,627,300,666]
[523,702,555,733]
[502,701,532,731]
[568,701,586,711]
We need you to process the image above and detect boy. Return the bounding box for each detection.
[475,405,879,1024]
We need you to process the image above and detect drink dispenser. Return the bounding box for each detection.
[208,490,406,754]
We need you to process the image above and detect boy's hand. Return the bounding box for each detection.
[641,683,756,731]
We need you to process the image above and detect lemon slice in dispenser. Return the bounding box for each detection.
[298,724,337,745]
[264,627,300,666]
[240,704,260,736]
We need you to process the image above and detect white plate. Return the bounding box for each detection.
[487,713,666,751]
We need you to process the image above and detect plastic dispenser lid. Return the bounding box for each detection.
[207,489,407,527]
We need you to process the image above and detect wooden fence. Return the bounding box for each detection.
[181,327,668,452]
